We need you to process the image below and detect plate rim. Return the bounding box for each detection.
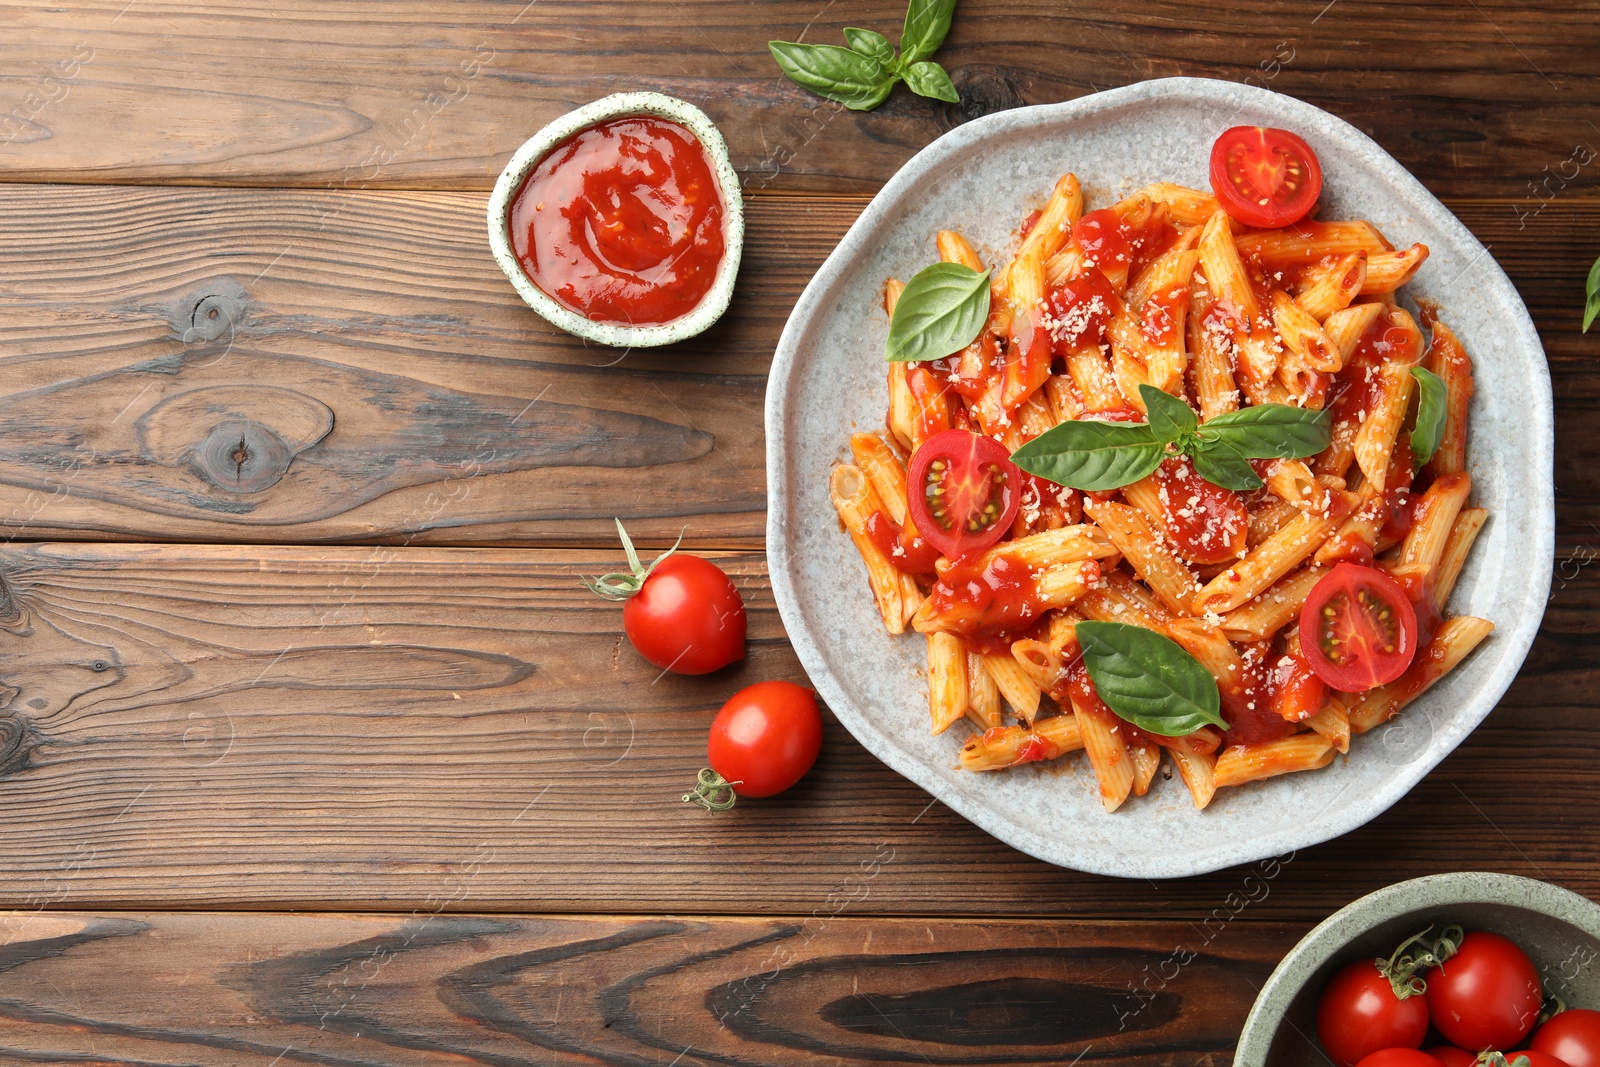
[764,76,1554,879]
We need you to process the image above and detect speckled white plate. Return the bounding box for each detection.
[765,78,1553,879]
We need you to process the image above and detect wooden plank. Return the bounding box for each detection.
[0,187,858,547]
[0,911,1297,1065]
[0,1,1593,198]
[0,541,1592,917]
[0,183,1595,547]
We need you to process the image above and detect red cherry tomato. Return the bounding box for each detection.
[1317,957,1431,1066]
[1300,562,1420,692]
[1154,455,1248,565]
[1425,931,1543,1051]
[622,554,746,674]
[706,681,823,798]
[1534,1007,1600,1067]
[1210,125,1323,229]
[1510,1053,1579,1067]
[1423,1050,1476,1067]
[907,429,1022,560]
[1354,1051,1443,1067]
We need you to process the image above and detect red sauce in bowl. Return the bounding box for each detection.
[508,115,726,326]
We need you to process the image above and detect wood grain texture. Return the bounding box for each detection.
[0,540,1592,917]
[0,911,1299,1066]
[0,1,1594,198]
[0,184,1595,547]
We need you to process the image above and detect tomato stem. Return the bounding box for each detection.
[1374,922,1463,999]
[682,768,742,812]
[1475,1054,1532,1067]
[581,518,686,600]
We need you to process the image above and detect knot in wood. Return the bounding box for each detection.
[0,571,19,627]
[167,277,249,346]
[0,714,35,778]
[944,67,1023,125]
[195,419,293,494]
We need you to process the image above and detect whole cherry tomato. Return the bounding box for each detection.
[1318,955,1430,1065]
[585,521,746,675]
[1426,931,1543,1050]
[1533,1007,1600,1067]
[1423,1049,1476,1067]
[683,681,823,810]
[1513,1054,1579,1067]
[1354,1050,1443,1067]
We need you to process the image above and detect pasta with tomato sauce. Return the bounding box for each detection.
[832,137,1493,813]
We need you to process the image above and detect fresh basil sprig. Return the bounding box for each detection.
[1076,621,1226,737]
[1584,253,1600,333]
[1011,384,1332,493]
[885,261,991,363]
[1409,366,1448,467]
[769,0,960,111]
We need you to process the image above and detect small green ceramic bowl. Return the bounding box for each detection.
[486,91,744,348]
[1236,873,1600,1065]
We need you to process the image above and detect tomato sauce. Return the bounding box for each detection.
[1072,208,1177,279]
[863,510,942,576]
[1042,266,1120,356]
[1155,456,1248,565]
[508,116,726,325]
[1265,650,1329,723]
[921,554,1062,652]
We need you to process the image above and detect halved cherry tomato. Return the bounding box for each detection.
[1533,1007,1600,1067]
[1353,1051,1442,1067]
[1300,562,1420,693]
[1317,957,1431,1066]
[907,429,1022,560]
[1154,456,1248,565]
[1210,126,1323,229]
[1425,931,1543,1051]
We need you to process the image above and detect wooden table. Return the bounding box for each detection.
[0,2,1593,1062]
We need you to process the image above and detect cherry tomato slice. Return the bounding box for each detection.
[707,681,823,798]
[1210,125,1323,229]
[1533,1007,1600,1067]
[1154,455,1248,565]
[1425,931,1543,1051]
[907,429,1022,560]
[1353,1052,1443,1067]
[1317,957,1431,1066]
[1299,562,1420,693]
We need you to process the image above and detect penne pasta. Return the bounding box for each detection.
[830,464,905,633]
[927,632,969,735]
[1213,735,1336,789]
[837,163,1492,813]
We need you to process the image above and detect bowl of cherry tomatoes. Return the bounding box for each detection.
[1237,873,1600,1067]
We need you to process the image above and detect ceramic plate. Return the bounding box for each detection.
[764,78,1552,879]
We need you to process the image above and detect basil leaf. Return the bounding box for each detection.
[768,41,894,110]
[1010,420,1165,492]
[885,261,991,363]
[902,60,959,103]
[1585,253,1600,333]
[901,0,956,64]
[1139,384,1197,443]
[1076,621,1226,738]
[1190,445,1263,491]
[1409,365,1448,467]
[843,27,895,66]
[1196,403,1332,458]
